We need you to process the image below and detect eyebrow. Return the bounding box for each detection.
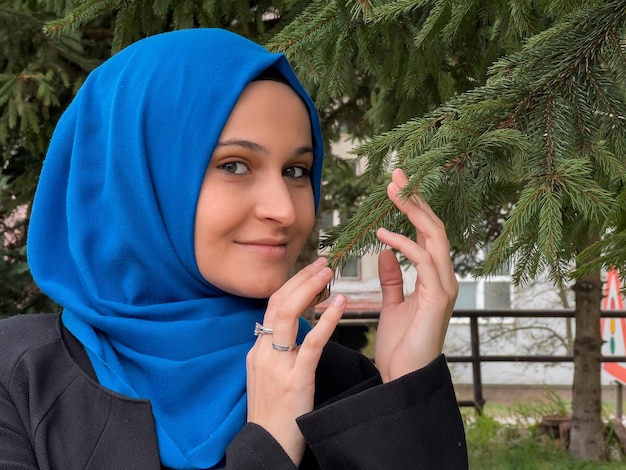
[216,139,314,157]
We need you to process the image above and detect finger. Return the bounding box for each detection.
[254,258,328,352]
[296,295,346,370]
[388,171,456,295]
[378,226,454,351]
[392,169,445,230]
[309,283,331,308]
[377,227,447,300]
[389,169,448,257]
[268,263,335,352]
[260,257,328,327]
[377,248,404,308]
[387,180,444,251]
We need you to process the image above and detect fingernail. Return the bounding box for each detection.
[314,257,327,267]
[317,266,333,277]
[332,295,346,307]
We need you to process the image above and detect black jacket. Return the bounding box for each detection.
[0,314,467,469]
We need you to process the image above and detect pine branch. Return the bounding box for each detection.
[413,0,448,50]
[112,2,140,53]
[371,0,430,22]
[321,183,395,270]
[440,1,475,43]
[325,0,626,284]
[265,1,338,54]
[43,0,118,36]
[576,229,626,278]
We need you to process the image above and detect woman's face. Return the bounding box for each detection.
[194,80,316,298]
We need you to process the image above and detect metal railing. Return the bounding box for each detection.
[324,309,626,413]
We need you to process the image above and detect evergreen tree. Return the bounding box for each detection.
[269,0,626,461]
[4,0,626,461]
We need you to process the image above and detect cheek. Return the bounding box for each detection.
[194,181,238,238]
[194,193,213,248]
[193,186,230,274]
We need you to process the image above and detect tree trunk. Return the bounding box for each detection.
[569,237,605,460]
[557,285,574,354]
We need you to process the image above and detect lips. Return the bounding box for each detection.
[236,238,290,257]
[237,237,289,247]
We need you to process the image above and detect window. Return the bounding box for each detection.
[339,256,360,278]
[455,282,478,310]
[454,280,511,310]
[484,282,511,309]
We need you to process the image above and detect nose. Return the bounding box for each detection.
[254,176,296,226]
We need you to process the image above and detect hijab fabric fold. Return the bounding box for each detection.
[27,29,324,469]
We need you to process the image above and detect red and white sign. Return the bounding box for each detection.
[600,268,626,384]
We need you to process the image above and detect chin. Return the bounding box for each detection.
[225,279,286,300]
[245,285,283,299]
[202,266,292,299]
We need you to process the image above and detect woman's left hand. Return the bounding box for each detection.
[374,168,458,383]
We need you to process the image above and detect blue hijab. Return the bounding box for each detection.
[27,29,324,469]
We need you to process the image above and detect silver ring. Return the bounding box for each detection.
[272,342,298,352]
[254,322,273,336]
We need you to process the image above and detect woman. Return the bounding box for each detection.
[0,29,467,469]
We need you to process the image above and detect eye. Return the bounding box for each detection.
[218,161,249,175]
[283,166,310,179]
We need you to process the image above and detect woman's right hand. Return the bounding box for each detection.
[246,257,345,466]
